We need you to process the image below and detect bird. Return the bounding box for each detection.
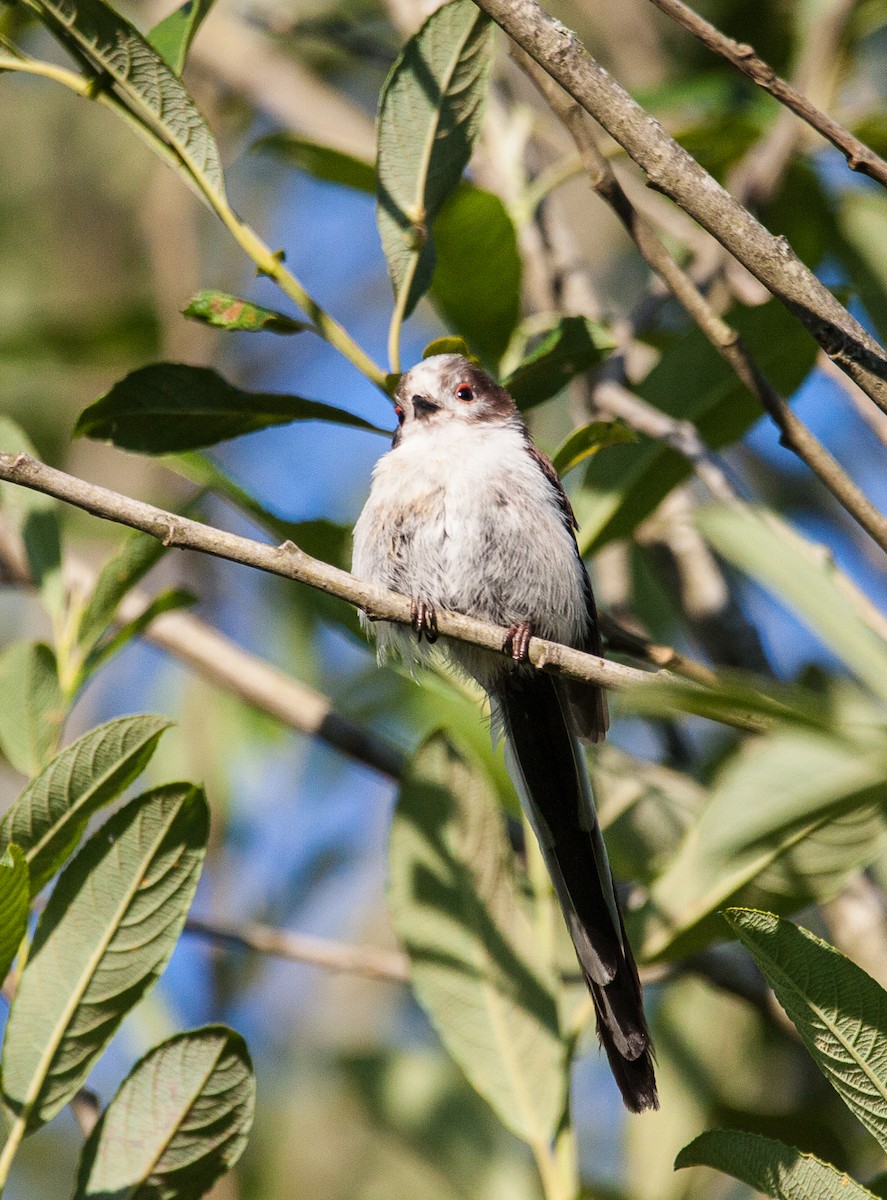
[352,353,658,1113]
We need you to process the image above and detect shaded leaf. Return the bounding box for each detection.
[0,417,63,618]
[726,908,887,1153]
[0,713,172,896]
[75,363,386,453]
[676,1129,876,1200]
[76,531,169,651]
[148,0,216,74]
[2,784,208,1131]
[0,845,28,985]
[377,0,493,319]
[81,587,196,682]
[0,642,64,776]
[31,0,226,202]
[503,317,615,410]
[423,336,474,360]
[251,132,376,192]
[182,290,311,335]
[389,732,566,1143]
[835,190,887,344]
[552,420,637,477]
[76,1025,255,1200]
[697,505,887,702]
[430,185,521,367]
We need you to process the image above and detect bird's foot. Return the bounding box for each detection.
[503,621,533,664]
[411,597,438,644]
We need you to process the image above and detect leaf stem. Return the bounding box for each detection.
[0,1113,27,1195]
[530,1134,576,1200]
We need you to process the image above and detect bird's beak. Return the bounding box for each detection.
[411,394,439,419]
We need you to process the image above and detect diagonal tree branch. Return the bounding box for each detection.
[469,0,887,416]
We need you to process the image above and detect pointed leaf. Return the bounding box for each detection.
[31,0,226,202]
[76,531,169,651]
[726,908,887,1152]
[389,732,566,1144]
[81,587,196,682]
[552,420,637,477]
[503,317,616,410]
[0,846,29,985]
[423,336,474,360]
[75,1025,255,1200]
[0,713,173,896]
[377,0,493,318]
[148,0,217,74]
[0,642,64,776]
[2,783,208,1130]
[182,290,312,335]
[251,133,376,192]
[75,363,386,453]
[0,417,63,618]
[676,1129,877,1200]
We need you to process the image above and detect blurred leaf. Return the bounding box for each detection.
[148,0,216,73]
[503,317,615,410]
[251,132,376,191]
[75,363,386,453]
[0,713,172,896]
[675,1129,876,1200]
[377,0,493,319]
[618,671,833,732]
[182,290,311,335]
[80,587,196,682]
[30,0,226,203]
[697,505,887,701]
[676,110,764,181]
[76,1025,255,1199]
[430,185,521,367]
[0,417,63,619]
[0,845,28,985]
[424,336,474,359]
[0,642,63,776]
[630,727,887,961]
[2,784,207,1131]
[835,190,887,344]
[76,531,169,651]
[726,908,887,1153]
[576,300,818,553]
[552,420,637,476]
[389,732,566,1144]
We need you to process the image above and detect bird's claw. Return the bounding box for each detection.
[411,597,438,644]
[503,621,533,664]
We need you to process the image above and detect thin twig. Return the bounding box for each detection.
[646,0,887,193]
[469,0,887,417]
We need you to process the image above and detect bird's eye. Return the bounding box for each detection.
[394,404,404,425]
[456,383,474,402]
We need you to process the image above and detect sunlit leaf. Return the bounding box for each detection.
[80,587,196,682]
[182,290,311,335]
[423,336,474,359]
[0,417,63,619]
[251,133,376,192]
[726,909,887,1153]
[0,713,173,896]
[552,420,637,476]
[377,0,493,318]
[148,0,216,74]
[676,1129,876,1200]
[2,783,208,1131]
[76,1025,255,1199]
[0,642,64,776]
[503,317,616,410]
[76,531,169,651]
[0,845,28,985]
[389,732,566,1144]
[75,363,386,452]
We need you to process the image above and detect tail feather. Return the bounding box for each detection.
[495,671,658,1113]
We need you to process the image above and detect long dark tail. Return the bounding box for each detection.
[495,672,658,1113]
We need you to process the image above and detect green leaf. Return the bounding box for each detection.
[30,0,226,203]
[148,0,216,74]
[0,642,64,776]
[182,290,312,335]
[675,1129,877,1200]
[81,587,196,681]
[389,732,566,1144]
[552,420,638,477]
[725,908,887,1154]
[75,363,387,453]
[835,190,887,344]
[423,336,475,359]
[576,300,818,553]
[377,0,493,319]
[76,531,169,652]
[697,505,887,701]
[2,783,208,1131]
[75,1025,255,1199]
[503,317,616,410]
[0,845,29,985]
[0,417,63,618]
[251,133,376,192]
[430,185,521,367]
[0,713,173,896]
[629,727,887,961]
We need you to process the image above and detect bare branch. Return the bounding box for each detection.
[470,0,887,416]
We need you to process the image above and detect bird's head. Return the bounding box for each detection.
[391,355,518,441]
